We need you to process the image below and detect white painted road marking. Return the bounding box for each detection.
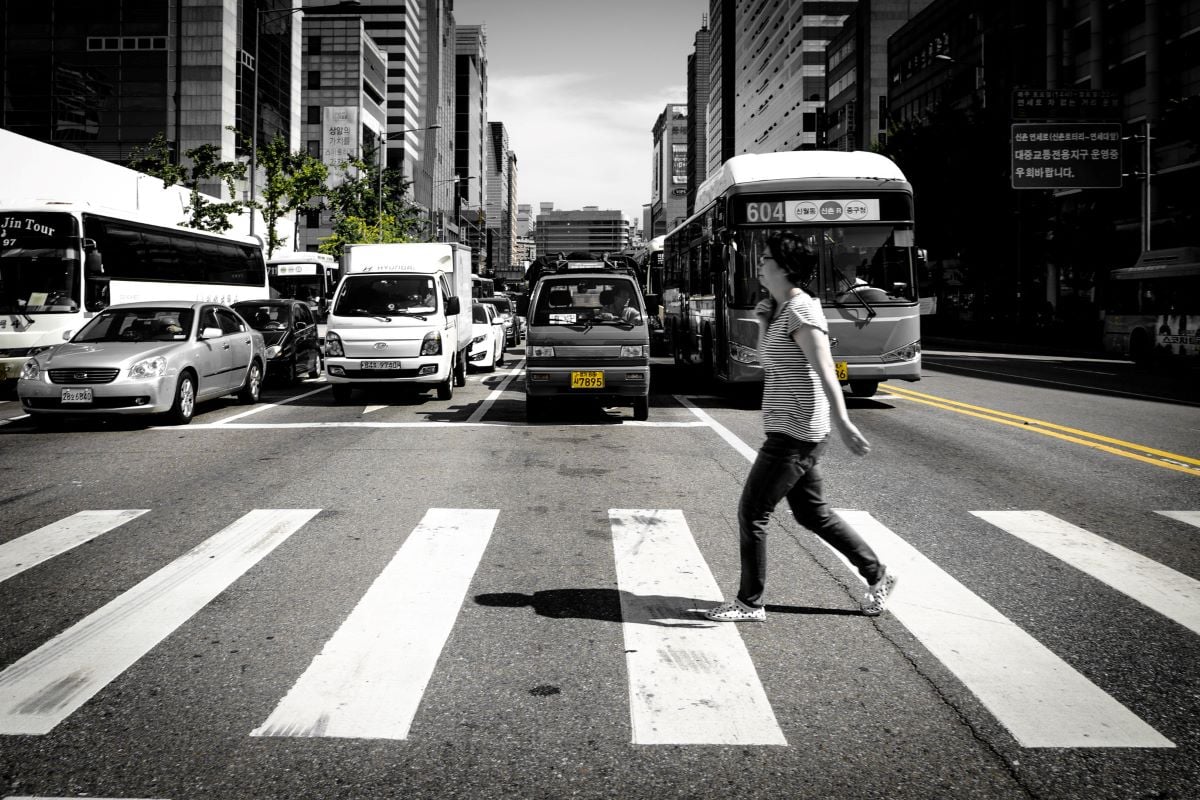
[0,509,318,736]
[610,509,786,746]
[252,508,499,739]
[1157,510,1200,529]
[0,510,149,584]
[974,510,1200,637]
[466,359,525,423]
[835,509,1173,748]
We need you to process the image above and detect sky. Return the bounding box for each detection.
[452,0,708,225]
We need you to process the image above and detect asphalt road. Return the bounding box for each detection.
[0,346,1197,800]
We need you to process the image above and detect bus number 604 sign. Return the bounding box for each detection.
[743,199,880,223]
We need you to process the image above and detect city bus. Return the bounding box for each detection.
[267,251,340,322]
[471,274,495,299]
[1102,247,1199,364]
[661,151,922,396]
[0,202,267,383]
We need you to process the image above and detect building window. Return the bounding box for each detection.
[802,112,817,132]
[305,210,322,227]
[308,71,321,90]
[307,139,320,157]
[308,36,322,56]
[307,105,321,124]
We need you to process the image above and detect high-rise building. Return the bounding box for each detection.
[485,121,512,276]
[686,20,711,216]
[650,104,688,237]
[535,208,631,256]
[455,24,487,265]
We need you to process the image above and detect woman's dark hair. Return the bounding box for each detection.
[764,233,817,286]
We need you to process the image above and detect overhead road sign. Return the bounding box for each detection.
[1011,123,1123,189]
[1012,89,1120,121]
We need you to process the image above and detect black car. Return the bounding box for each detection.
[232,299,322,385]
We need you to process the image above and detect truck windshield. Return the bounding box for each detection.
[532,277,644,326]
[334,275,437,316]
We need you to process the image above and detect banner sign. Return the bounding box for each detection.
[1011,123,1123,189]
[322,106,359,187]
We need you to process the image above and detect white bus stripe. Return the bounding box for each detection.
[0,509,318,736]
[974,510,1200,637]
[610,509,786,746]
[0,510,149,584]
[252,508,499,740]
[1156,510,1200,529]
[833,509,1172,748]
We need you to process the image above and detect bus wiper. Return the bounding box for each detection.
[832,268,877,319]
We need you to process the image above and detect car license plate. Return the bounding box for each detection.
[835,361,849,381]
[361,360,404,370]
[61,387,93,404]
[570,371,604,389]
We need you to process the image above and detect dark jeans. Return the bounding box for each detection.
[736,432,883,608]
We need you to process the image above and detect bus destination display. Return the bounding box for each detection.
[738,198,881,224]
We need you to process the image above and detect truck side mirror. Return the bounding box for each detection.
[444,296,461,315]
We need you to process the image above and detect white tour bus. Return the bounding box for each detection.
[0,202,268,383]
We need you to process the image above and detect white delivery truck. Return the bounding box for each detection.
[323,242,472,402]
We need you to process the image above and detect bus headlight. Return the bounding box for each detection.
[420,331,442,356]
[325,332,344,357]
[129,356,167,379]
[881,340,921,362]
[20,359,40,381]
[729,343,760,365]
[620,345,646,358]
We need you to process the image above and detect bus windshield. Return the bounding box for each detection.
[0,238,83,314]
[734,225,918,307]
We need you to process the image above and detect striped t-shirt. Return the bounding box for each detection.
[760,292,830,441]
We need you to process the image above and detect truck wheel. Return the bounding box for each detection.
[633,396,649,421]
[525,394,542,421]
[437,376,454,400]
[331,384,352,403]
[453,352,467,387]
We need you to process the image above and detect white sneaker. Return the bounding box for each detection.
[704,599,766,622]
[861,570,898,616]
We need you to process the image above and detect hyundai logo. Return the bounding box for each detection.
[373,342,388,350]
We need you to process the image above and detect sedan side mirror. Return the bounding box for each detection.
[200,327,222,339]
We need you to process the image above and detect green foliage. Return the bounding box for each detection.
[318,144,425,258]
[127,132,247,233]
[242,129,330,257]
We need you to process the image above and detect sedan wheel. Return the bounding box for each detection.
[238,361,262,404]
[166,373,196,425]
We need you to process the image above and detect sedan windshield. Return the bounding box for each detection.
[74,308,194,342]
[233,303,292,331]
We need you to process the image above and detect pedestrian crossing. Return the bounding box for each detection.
[1,505,1197,748]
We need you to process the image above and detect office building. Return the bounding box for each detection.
[686,20,711,216]
[535,208,631,256]
[650,104,688,237]
[455,24,487,265]
[485,121,514,277]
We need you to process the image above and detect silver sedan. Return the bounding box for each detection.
[18,301,266,426]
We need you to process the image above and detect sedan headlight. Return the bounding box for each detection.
[265,345,281,359]
[129,356,168,379]
[472,334,487,344]
[325,332,344,357]
[20,359,40,381]
[527,345,555,358]
[619,345,646,358]
[881,340,921,363]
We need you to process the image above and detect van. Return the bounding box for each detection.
[520,254,651,420]
[324,243,472,402]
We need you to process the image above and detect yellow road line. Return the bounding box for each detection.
[881,383,1200,477]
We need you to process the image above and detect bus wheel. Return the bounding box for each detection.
[701,327,715,376]
[848,380,879,398]
[632,396,649,421]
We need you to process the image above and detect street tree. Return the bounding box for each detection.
[318,146,424,258]
[128,133,247,233]
[244,131,330,258]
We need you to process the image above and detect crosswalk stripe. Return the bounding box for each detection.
[252,508,499,740]
[1156,510,1200,529]
[610,509,786,746]
[0,509,319,736]
[973,510,1200,637]
[0,510,149,584]
[834,509,1173,748]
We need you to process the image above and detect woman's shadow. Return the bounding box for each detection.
[473,588,859,624]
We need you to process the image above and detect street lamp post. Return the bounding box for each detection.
[431,175,475,242]
[248,1,360,237]
[377,124,441,242]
